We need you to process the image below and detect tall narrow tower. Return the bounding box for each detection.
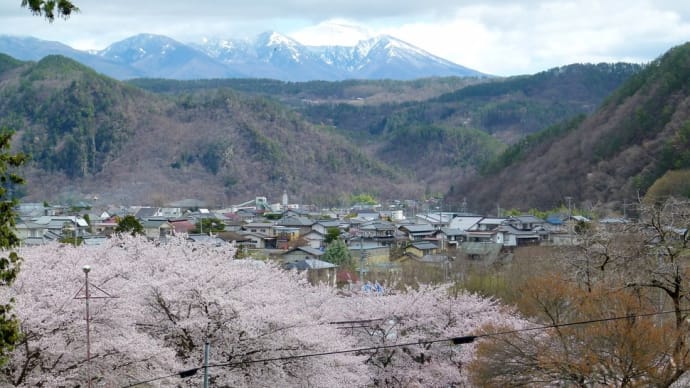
[282,190,288,208]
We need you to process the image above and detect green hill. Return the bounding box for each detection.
[448,42,690,213]
[0,53,646,207]
[131,63,639,199]
[0,55,408,205]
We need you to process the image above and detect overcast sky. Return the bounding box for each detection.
[1,0,689,76]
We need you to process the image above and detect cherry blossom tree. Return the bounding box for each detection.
[328,285,525,387]
[0,236,367,387]
[0,235,525,386]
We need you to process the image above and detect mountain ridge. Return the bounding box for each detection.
[0,32,485,81]
[0,52,643,207]
[447,42,690,214]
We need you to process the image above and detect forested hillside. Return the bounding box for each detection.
[296,63,639,144]
[130,63,639,201]
[0,52,644,206]
[0,55,410,205]
[450,42,690,213]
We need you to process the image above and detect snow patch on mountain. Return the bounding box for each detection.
[0,32,487,81]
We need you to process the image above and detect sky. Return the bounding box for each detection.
[1,0,690,76]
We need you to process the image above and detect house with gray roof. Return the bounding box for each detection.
[283,258,337,287]
[312,220,343,235]
[434,228,465,248]
[398,224,435,241]
[449,216,483,232]
[243,222,276,236]
[360,221,396,244]
[302,229,325,249]
[281,246,325,264]
[15,215,90,244]
[277,215,314,235]
[135,207,159,220]
[141,218,173,240]
[408,241,439,257]
[239,231,276,249]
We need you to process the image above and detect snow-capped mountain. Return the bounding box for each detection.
[193,32,485,80]
[0,33,487,81]
[197,32,339,81]
[313,35,480,79]
[97,34,236,79]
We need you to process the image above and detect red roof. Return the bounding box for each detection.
[169,219,195,234]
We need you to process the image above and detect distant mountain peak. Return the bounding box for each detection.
[0,32,487,81]
[257,31,297,46]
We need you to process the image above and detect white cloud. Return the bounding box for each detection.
[288,19,374,46]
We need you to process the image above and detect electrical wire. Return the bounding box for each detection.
[121,307,689,387]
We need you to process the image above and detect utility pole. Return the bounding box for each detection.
[74,265,116,388]
[565,196,573,245]
[83,265,92,388]
[203,340,210,388]
[438,198,442,231]
[359,235,366,283]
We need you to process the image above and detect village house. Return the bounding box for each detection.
[348,242,391,267]
[433,228,464,249]
[283,258,337,287]
[93,216,118,236]
[168,218,196,234]
[311,220,343,235]
[406,241,439,257]
[415,212,454,230]
[140,218,174,240]
[186,234,227,246]
[301,229,325,249]
[274,226,301,249]
[398,223,436,241]
[240,231,275,249]
[500,215,549,246]
[18,215,89,241]
[281,246,325,263]
[243,222,276,236]
[277,215,315,236]
[216,231,253,246]
[360,220,396,244]
[472,217,506,232]
[448,215,483,232]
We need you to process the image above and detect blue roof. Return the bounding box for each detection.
[546,215,563,225]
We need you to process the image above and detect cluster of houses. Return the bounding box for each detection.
[13,197,622,286]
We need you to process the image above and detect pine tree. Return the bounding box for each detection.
[21,0,79,21]
[115,215,144,236]
[322,239,353,269]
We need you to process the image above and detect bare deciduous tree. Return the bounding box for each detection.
[470,197,690,386]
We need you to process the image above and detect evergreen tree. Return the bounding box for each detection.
[191,218,225,234]
[21,0,79,21]
[115,215,144,237]
[324,227,340,244]
[322,239,353,269]
[0,128,26,366]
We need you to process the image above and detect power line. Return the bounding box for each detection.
[122,370,195,387]
[121,308,688,387]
